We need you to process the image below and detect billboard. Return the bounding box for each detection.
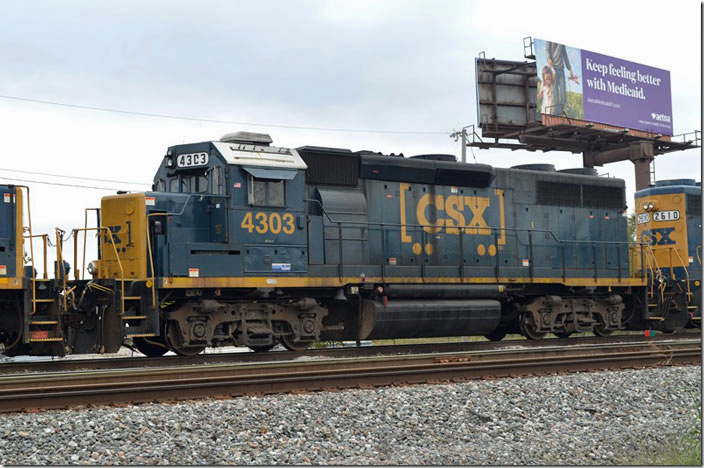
[534,39,673,136]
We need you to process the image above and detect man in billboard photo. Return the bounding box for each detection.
[545,41,579,115]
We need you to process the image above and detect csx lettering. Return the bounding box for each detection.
[103,225,122,245]
[641,227,676,245]
[415,194,491,236]
[241,212,295,235]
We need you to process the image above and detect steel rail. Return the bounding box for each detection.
[0,333,699,375]
[0,340,699,413]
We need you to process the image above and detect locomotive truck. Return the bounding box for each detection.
[0,131,700,356]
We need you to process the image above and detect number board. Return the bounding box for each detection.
[177,152,209,168]
[637,213,650,224]
[653,210,680,222]
[241,212,296,235]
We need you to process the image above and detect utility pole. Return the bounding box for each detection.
[450,126,470,163]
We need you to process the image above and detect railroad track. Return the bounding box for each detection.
[0,336,699,413]
[0,332,699,375]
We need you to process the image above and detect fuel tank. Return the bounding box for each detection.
[363,299,500,339]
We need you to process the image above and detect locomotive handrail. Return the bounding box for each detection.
[306,198,640,246]
[71,227,127,316]
[82,208,100,282]
[13,185,44,315]
[642,244,666,303]
[306,197,644,282]
[23,234,48,280]
[666,245,692,302]
[141,193,229,311]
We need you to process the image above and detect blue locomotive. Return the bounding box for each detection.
[0,132,700,356]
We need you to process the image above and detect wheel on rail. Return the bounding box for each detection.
[484,327,508,342]
[280,335,314,352]
[165,321,206,356]
[592,323,613,337]
[133,337,169,357]
[249,344,276,352]
[519,313,546,340]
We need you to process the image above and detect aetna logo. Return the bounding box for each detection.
[651,112,671,123]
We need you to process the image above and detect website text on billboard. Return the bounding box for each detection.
[534,38,673,136]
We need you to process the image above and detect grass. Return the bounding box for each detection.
[628,391,702,465]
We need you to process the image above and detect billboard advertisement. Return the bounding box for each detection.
[534,38,673,136]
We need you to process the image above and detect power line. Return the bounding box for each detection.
[0,175,129,191]
[0,94,449,135]
[0,167,150,186]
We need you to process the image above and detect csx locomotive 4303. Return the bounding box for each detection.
[0,132,701,356]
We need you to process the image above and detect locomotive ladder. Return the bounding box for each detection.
[73,225,159,340]
[26,235,62,344]
[642,244,693,322]
[10,185,62,345]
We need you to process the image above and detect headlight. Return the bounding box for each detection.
[87,261,97,276]
[648,202,654,210]
[642,202,648,210]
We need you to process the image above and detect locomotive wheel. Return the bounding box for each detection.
[519,313,546,340]
[165,321,205,356]
[249,344,276,353]
[280,335,314,352]
[133,337,169,357]
[484,327,508,342]
[592,324,613,337]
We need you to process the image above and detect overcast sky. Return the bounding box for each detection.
[0,0,700,273]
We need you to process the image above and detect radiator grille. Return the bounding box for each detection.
[582,185,624,209]
[687,194,702,216]
[537,181,581,206]
[298,148,358,186]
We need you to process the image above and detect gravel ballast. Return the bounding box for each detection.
[0,365,699,465]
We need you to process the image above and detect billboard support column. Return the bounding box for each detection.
[584,141,656,190]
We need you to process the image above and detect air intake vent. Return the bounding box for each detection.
[297,146,359,186]
[537,181,581,206]
[687,194,701,216]
[582,185,624,209]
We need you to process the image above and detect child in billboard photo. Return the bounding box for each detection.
[538,65,555,115]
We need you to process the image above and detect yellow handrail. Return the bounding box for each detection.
[55,229,67,312]
[668,246,692,302]
[643,244,666,304]
[71,227,127,316]
[81,208,100,281]
[145,213,161,312]
[23,234,47,279]
[14,186,36,314]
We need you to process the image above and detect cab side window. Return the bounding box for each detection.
[248,176,285,207]
[212,167,225,195]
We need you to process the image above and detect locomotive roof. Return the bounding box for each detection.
[635,179,702,197]
[210,141,307,170]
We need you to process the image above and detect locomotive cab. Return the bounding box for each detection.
[93,132,317,355]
